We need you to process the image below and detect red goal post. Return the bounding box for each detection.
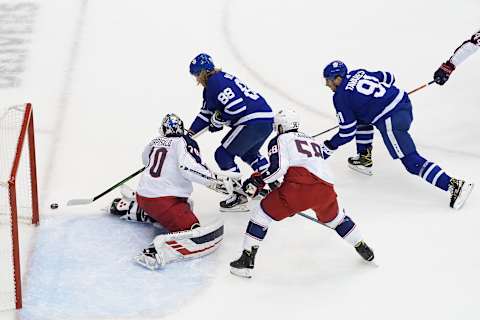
[0,103,39,310]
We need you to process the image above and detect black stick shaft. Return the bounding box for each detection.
[92,167,145,201]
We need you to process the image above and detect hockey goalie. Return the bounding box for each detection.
[108,113,231,270]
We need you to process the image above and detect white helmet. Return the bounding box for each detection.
[160,113,184,137]
[274,109,300,133]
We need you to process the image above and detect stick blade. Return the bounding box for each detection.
[67,198,94,206]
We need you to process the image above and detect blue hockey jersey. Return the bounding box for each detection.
[328,69,408,149]
[189,71,273,133]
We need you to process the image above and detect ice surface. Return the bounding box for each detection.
[20,214,220,320]
[0,0,479,319]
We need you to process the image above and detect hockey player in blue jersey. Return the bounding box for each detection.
[187,53,274,211]
[320,60,474,209]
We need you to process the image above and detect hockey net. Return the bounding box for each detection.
[0,103,39,310]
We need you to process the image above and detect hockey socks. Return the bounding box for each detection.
[401,152,451,191]
[243,206,273,250]
[325,210,363,247]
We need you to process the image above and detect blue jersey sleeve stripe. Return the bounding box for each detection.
[200,109,213,115]
[225,98,244,109]
[197,114,210,123]
[225,105,247,115]
[233,111,274,126]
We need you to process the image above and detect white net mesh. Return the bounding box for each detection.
[0,104,35,310]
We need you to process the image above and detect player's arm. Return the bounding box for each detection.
[242,136,289,197]
[322,96,357,159]
[177,136,213,184]
[434,29,480,85]
[188,100,214,136]
[177,136,228,194]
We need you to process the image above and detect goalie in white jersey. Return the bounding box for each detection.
[109,113,229,270]
[229,109,375,278]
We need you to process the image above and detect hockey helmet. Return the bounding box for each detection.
[189,53,215,76]
[274,109,300,133]
[161,113,184,137]
[323,60,348,79]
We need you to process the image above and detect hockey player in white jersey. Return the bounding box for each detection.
[229,109,374,278]
[434,28,479,85]
[109,113,230,270]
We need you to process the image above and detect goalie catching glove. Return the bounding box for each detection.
[242,172,266,198]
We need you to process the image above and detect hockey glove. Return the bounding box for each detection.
[433,61,455,85]
[242,172,266,198]
[207,174,231,195]
[209,110,225,132]
[320,140,335,160]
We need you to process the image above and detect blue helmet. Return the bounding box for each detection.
[323,60,348,79]
[189,53,215,76]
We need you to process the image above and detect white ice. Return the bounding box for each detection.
[1,0,479,319]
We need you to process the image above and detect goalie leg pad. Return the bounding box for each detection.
[152,219,224,267]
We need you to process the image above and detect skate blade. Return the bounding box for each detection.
[453,182,475,210]
[219,204,250,213]
[230,267,252,278]
[134,254,162,271]
[348,164,373,176]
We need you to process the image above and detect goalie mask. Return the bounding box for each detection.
[161,113,184,137]
[274,109,299,133]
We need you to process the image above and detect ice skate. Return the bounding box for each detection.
[219,192,249,212]
[354,241,374,262]
[230,246,258,278]
[134,244,165,270]
[449,178,474,209]
[347,147,373,176]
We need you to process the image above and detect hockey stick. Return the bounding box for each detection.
[179,165,242,195]
[67,167,145,206]
[312,80,436,138]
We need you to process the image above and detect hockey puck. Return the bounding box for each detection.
[50,203,59,210]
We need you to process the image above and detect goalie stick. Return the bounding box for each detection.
[312,80,435,138]
[67,167,145,206]
[179,165,242,195]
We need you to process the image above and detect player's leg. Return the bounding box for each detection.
[310,182,374,262]
[239,122,273,173]
[135,219,224,270]
[348,124,374,176]
[377,102,474,208]
[216,123,272,212]
[136,195,200,232]
[230,179,302,278]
